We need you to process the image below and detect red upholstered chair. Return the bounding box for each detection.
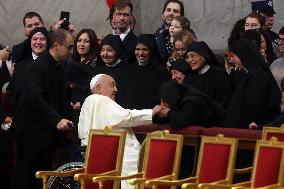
[36,127,126,189]
[145,134,238,189]
[92,130,184,189]
[262,124,284,142]
[198,137,284,189]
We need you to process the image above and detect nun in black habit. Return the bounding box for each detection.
[185,41,232,109]
[119,34,169,109]
[153,80,225,129]
[225,37,281,129]
[94,34,128,104]
[169,58,191,85]
[94,34,128,80]
[7,27,50,116]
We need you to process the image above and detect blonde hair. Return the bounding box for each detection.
[170,30,197,59]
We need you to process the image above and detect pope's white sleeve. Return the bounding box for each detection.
[113,109,153,128]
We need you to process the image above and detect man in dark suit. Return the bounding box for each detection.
[0,106,12,189]
[0,51,13,189]
[251,0,278,43]
[0,44,11,120]
[0,44,12,125]
[13,29,74,189]
[154,0,184,63]
[0,45,11,87]
[251,0,280,57]
[112,0,137,59]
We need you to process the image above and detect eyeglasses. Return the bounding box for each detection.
[174,48,187,52]
[114,12,131,17]
[61,44,74,50]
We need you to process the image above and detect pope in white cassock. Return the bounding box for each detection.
[78,74,158,189]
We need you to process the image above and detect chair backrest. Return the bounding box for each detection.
[262,125,284,142]
[251,138,284,188]
[84,127,126,189]
[196,134,238,184]
[142,130,183,189]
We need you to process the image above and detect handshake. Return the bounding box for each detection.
[153,104,170,118]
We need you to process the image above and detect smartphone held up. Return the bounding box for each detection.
[60,11,70,30]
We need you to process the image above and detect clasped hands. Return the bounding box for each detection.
[153,105,170,118]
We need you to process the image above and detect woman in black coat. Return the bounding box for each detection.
[225,38,281,128]
[65,29,99,123]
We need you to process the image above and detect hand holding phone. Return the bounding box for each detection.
[57,119,74,130]
[60,11,70,30]
[67,123,77,129]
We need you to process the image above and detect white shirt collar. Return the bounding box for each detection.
[119,28,131,41]
[138,61,150,66]
[112,30,119,35]
[32,52,38,60]
[198,64,210,74]
[105,59,121,67]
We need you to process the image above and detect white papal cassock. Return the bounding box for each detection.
[78,94,153,189]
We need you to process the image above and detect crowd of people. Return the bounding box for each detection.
[0,0,284,188]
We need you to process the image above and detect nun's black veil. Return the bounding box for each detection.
[228,37,281,110]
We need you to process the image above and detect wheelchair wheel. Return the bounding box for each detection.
[47,162,84,189]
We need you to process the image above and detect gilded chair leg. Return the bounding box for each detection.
[134,183,139,189]
[138,183,144,189]
[80,180,85,189]
[42,176,47,189]
[99,181,104,189]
